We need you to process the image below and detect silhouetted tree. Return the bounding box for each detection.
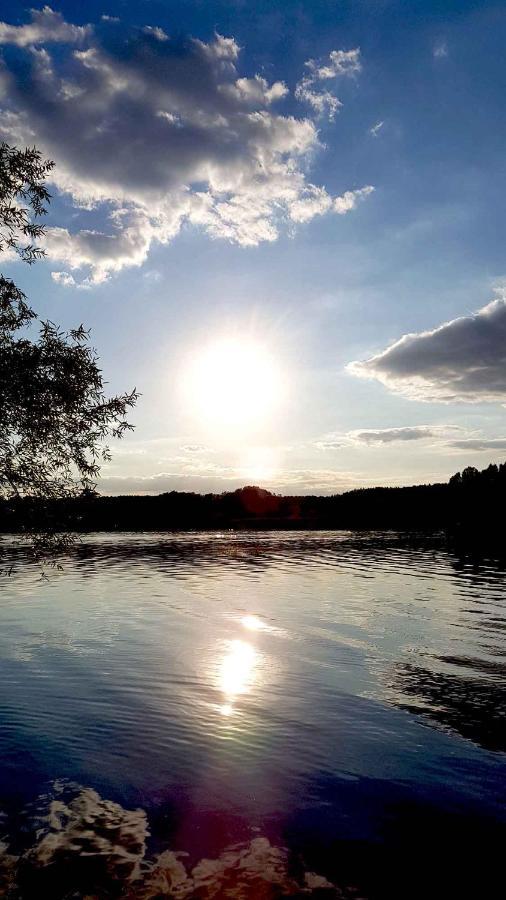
[0,144,137,557]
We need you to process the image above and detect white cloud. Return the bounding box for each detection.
[142,26,169,42]
[0,12,371,285]
[348,295,506,404]
[289,184,373,224]
[295,47,361,121]
[51,270,77,287]
[0,6,91,47]
[333,186,374,214]
[369,120,384,137]
[294,84,342,120]
[221,75,288,105]
[306,48,362,80]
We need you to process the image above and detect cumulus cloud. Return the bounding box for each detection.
[51,270,78,287]
[220,75,288,105]
[0,5,91,46]
[0,12,371,284]
[295,47,361,120]
[348,296,506,404]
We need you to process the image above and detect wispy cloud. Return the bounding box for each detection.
[295,48,361,121]
[433,41,448,59]
[369,120,384,137]
[316,425,464,449]
[349,426,456,445]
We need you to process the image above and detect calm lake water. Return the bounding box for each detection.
[0,531,505,898]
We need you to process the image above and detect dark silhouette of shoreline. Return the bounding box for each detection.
[1,462,504,551]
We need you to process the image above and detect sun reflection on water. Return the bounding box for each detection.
[218,639,257,716]
[241,614,264,631]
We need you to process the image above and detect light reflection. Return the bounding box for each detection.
[218,639,257,716]
[241,614,264,631]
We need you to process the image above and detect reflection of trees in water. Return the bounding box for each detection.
[0,529,465,577]
[387,548,506,753]
[389,661,506,752]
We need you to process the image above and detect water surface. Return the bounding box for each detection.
[0,532,505,897]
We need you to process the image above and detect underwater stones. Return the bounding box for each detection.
[23,789,148,897]
[0,787,341,899]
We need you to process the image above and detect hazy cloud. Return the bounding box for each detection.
[351,426,440,444]
[0,11,371,284]
[316,424,463,449]
[448,438,506,451]
[433,41,448,58]
[348,296,506,404]
[97,465,368,495]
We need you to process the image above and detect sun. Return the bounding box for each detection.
[181,336,285,432]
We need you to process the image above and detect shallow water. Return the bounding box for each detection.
[0,531,505,898]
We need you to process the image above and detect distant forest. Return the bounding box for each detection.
[0,462,504,545]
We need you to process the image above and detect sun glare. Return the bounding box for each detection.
[181,337,285,433]
[218,639,257,715]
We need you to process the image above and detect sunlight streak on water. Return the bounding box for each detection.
[241,614,264,631]
[217,639,258,716]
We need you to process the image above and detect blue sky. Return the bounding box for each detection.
[1,1,506,494]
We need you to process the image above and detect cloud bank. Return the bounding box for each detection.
[348,296,506,404]
[448,438,506,451]
[0,8,372,284]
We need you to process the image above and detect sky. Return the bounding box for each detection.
[1,0,506,495]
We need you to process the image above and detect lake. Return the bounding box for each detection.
[0,531,505,898]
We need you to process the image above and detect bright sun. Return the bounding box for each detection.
[181,337,285,432]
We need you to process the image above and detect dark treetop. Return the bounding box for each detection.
[0,143,137,556]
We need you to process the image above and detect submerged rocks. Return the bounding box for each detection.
[139,836,338,899]
[16,789,148,898]
[0,786,342,899]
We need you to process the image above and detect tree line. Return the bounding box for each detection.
[1,463,504,543]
